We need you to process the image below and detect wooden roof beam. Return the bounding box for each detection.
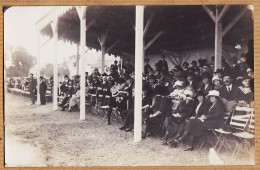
[144,31,163,50]
[105,40,120,53]
[222,7,248,37]
[143,14,154,37]
[202,5,216,23]
[217,5,230,22]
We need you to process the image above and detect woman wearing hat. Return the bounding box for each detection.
[142,92,172,139]
[197,72,214,96]
[162,89,195,142]
[167,90,225,150]
[212,74,223,91]
[169,80,185,110]
[237,75,254,107]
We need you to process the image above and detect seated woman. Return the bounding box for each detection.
[162,89,195,142]
[142,90,172,139]
[167,90,225,151]
[212,74,223,91]
[67,83,80,111]
[237,75,254,107]
[169,80,185,110]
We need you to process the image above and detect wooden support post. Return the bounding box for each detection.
[134,6,144,143]
[101,45,105,74]
[36,29,41,105]
[76,44,80,75]
[76,6,88,120]
[51,18,59,110]
[214,9,223,71]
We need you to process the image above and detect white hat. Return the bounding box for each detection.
[207,90,220,97]
[173,80,184,88]
[247,68,253,72]
[183,89,194,97]
[212,75,222,83]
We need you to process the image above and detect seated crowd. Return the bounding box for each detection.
[58,54,254,151]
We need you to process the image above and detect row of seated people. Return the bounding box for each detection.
[119,55,254,151]
[57,54,254,151]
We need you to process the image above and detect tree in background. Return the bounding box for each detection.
[40,61,70,77]
[5,45,36,77]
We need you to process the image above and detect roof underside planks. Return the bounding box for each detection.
[39,5,253,57]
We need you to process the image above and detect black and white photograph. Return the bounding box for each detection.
[4,5,254,166]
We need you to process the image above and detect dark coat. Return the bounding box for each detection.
[28,78,37,92]
[187,100,225,137]
[193,100,210,118]
[219,84,239,101]
[197,83,214,96]
[40,81,47,94]
[173,100,195,123]
[157,60,169,72]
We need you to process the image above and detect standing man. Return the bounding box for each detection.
[40,76,47,105]
[28,73,37,105]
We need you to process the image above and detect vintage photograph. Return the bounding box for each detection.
[4,5,254,166]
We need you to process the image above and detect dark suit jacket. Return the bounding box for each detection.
[219,84,238,101]
[40,81,47,94]
[157,60,169,72]
[197,83,214,96]
[173,100,195,123]
[28,78,37,92]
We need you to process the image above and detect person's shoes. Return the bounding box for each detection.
[30,103,35,105]
[68,109,72,112]
[184,146,194,151]
[162,141,168,145]
[119,126,126,130]
[167,140,178,148]
[125,127,132,132]
[142,133,147,139]
[161,136,168,141]
[107,122,111,126]
[61,107,65,111]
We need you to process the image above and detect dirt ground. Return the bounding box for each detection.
[4,92,254,167]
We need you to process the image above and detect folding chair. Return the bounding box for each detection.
[230,107,254,159]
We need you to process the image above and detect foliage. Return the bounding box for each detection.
[5,45,36,77]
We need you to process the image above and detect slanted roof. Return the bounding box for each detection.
[37,5,253,57]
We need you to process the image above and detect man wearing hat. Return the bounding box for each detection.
[28,73,37,105]
[39,76,47,105]
[219,72,239,103]
[144,59,153,75]
[157,54,169,73]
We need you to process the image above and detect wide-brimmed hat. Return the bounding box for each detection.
[201,72,211,79]
[182,62,189,67]
[191,60,197,64]
[173,80,185,87]
[196,91,206,98]
[29,73,34,75]
[212,75,222,83]
[241,75,252,82]
[206,90,220,98]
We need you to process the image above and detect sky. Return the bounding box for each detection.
[4,6,116,74]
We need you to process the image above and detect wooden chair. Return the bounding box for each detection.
[230,107,254,159]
